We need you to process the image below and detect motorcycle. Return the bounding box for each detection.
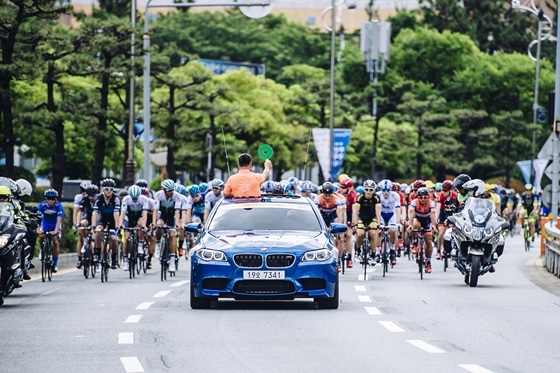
[446,197,510,287]
[0,203,28,305]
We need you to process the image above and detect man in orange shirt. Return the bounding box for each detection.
[224,153,273,198]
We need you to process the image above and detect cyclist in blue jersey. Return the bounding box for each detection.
[204,179,224,221]
[91,179,121,269]
[186,185,205,224]
[37,189,64,272]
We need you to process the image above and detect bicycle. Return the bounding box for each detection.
[378,225,392,278]
[97,228,113,283]
[77,226,96,279]
[523,220,532,252]
[123,227,143,279]
[357,225,375,281]
[159,225,175,281]
[40,232,54,282]
[411,228,427,280]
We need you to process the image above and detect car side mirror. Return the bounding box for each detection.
[330,223,347,234]
[185,222,202,234]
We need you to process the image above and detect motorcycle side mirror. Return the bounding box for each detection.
[447,216,456,225]
[501,222,510,230]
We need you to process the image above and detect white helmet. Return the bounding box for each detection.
[15,179,32,197]
[462,179,486,198]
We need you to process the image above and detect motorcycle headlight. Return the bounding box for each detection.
[0,234,10,248]
[301,249,333,262]
[472,229,483,241]
[484,228,493,237]
[463,225,473,235]
[195,249,227,262]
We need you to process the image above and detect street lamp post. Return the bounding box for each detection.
[142,1,271,181]
[126,0,137,187]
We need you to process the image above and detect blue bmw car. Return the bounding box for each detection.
[185,195,347,309]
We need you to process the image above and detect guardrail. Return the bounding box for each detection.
[544,222,560,277]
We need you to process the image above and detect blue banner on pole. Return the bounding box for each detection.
[331,129,352,179]
[198,58,265,76]
[517,160,532,184]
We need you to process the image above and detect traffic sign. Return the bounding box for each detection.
[542,184,552,209]
[538,132,559,160]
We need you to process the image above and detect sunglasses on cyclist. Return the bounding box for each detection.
[164,188,174,193]
[364,188,374,192]
[381,188,391,192]
[212,187,221,190]
[103,187,114,191]
[418,196,429,200]
[46,197,56,201]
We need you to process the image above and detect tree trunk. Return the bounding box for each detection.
[92,71,111,185]
[165,87,176,181]
[0,72,15,178]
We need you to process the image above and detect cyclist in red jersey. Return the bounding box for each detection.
[434,180,458,260]
[408,187,437,274]
[339,178,358,268]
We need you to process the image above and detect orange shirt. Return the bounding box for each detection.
[224,169,265,198]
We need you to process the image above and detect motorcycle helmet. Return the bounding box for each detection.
[379,179,393,192]
[15,179,32,197]
[322,182,335,194]
[128,185,141,199]
[0,177,18,196]
[161,179,175,191]
[452,174,471,190]
[462,179,486,197]
[0,185,12,199]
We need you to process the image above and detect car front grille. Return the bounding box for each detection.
[233,254,263,268]
[233,280,295,294]
[266,254,295,268]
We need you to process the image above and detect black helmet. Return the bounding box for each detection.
[100,178,116,188]
[452,174,471,190]
[416,187,430,196]
[322,182,334,194]
[135,179,149,188]
[86,184,99,196]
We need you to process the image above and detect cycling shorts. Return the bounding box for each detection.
[357,219,378,229]
[380,212,397,227]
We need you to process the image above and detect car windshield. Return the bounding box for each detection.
[208,203,322,231]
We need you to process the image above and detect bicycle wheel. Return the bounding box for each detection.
[382,239,388,278]
[41,244,47,283]
[341,250,347,275]
[83,252,90,279]
[47,245,53,281]
[443,252,449,272]
[362,238,369,280]
[524,225,530,252]
[160,238,168,281]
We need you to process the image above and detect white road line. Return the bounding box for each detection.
[118,332,134,344]
[136,302,154,310]
[120,357,145,373]
[153,290,172,298]
[458,364,495,373]
[364,306,381,315]
[354,285,366,292]
[170,280,189,287]
[358,295,373,303]
[41,287,65,296]
[379,321,405,333]
[407,340,445,353]
[125,315,142,323]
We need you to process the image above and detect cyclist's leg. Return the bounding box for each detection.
[344,227,354,267]
[437,223,446,259]
[52,234,60,271]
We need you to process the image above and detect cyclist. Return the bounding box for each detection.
[37,189,64,273]
[174,184,189,256]
[73,180,90,232]
[375,180,402,265]
[518,183,540,243]
[434,180,458,260]
[339,178,358,268]
[408,187,437,274]
[91,179,121,269]
[119,185,149,271]
[75,184,98,268]
[136,179,154,199]
[199,182,210,199]
[352,180,380,264]
[316,182,346,272]
[300,181,318,202]
[140,186,157,269]
[204,179,224,221]
[186,185,205,224]
[484,183,501,214]
[153,179,182,273]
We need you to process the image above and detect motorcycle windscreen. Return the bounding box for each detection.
[0,203,14,234]
[462,198,494,227]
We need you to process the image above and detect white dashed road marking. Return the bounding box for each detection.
[118,332,134,344]
[120,357,145,373]
[364,306,382,315]
[379,321,405,333]
[407,340,445,353]
[358,295,373,303]
[354,285,366,292]
[458,364,495,373]
[171,280,189,287]
[153,290,172,298]
[125,315,142,324]
[136,302,154,310]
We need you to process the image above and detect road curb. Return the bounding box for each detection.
[28,252,76,274]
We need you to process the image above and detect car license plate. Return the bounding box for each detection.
[243,270,285,280]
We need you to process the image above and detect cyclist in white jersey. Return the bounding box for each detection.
[204,179,224,221]
[119,186,149,271]
[376,180,403,265]
[140,186,157,269]
[174,184,189,256]
[153,179,182,273]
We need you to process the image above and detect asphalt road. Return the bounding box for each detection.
[0,233,559,373]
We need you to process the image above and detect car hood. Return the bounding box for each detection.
[201,230,328,252]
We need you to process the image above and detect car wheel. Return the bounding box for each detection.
[190,275,212,309]
[316,275,339,310]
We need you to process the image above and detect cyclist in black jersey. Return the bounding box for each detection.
[75,184,98,268]
[92,179,121,269]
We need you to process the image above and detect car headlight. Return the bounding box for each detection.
[301,249,333,262]
[0,234,10,248]
[195,249,228,262]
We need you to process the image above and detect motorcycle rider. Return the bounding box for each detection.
[14,179,38,276]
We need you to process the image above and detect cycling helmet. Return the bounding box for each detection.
[412,180,426,190]
[0,185,12,198]
[363,180,376,189]
[462,179,486,197]
[136,179,149,188]
[400,183,408,192]
[300,181,313,193]
[141,187,150,196]
[452,174,471,190]
[485,183,493,192]
[15,179,32,197]
[0,177,18,195]
[288,176,299,188]
[524,183,533,191]
[425,180,435,189]
[199,183,209,194]
[322,182,335,194]
[100,178,116,188]
[379,179,393,192]
[338,174,349,182]
[340,178,354,188]
[188,184,200,196]
[79,180,91,191]
[211,179,225,188]
[391,183,400,192]
[175,184,187,196]
[45,189,58,198]
[261,180,276,193]
[356,186,364,194]
[434,182,442,191]
[86,184,99,196]
[442,180,453,191]
[273,182,286,195]
[128,185,141,199]
[161,179,175,191]
[119,190,128,198]
[416,187,430,197]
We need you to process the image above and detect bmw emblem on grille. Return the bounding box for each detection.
[261,248,268,251]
